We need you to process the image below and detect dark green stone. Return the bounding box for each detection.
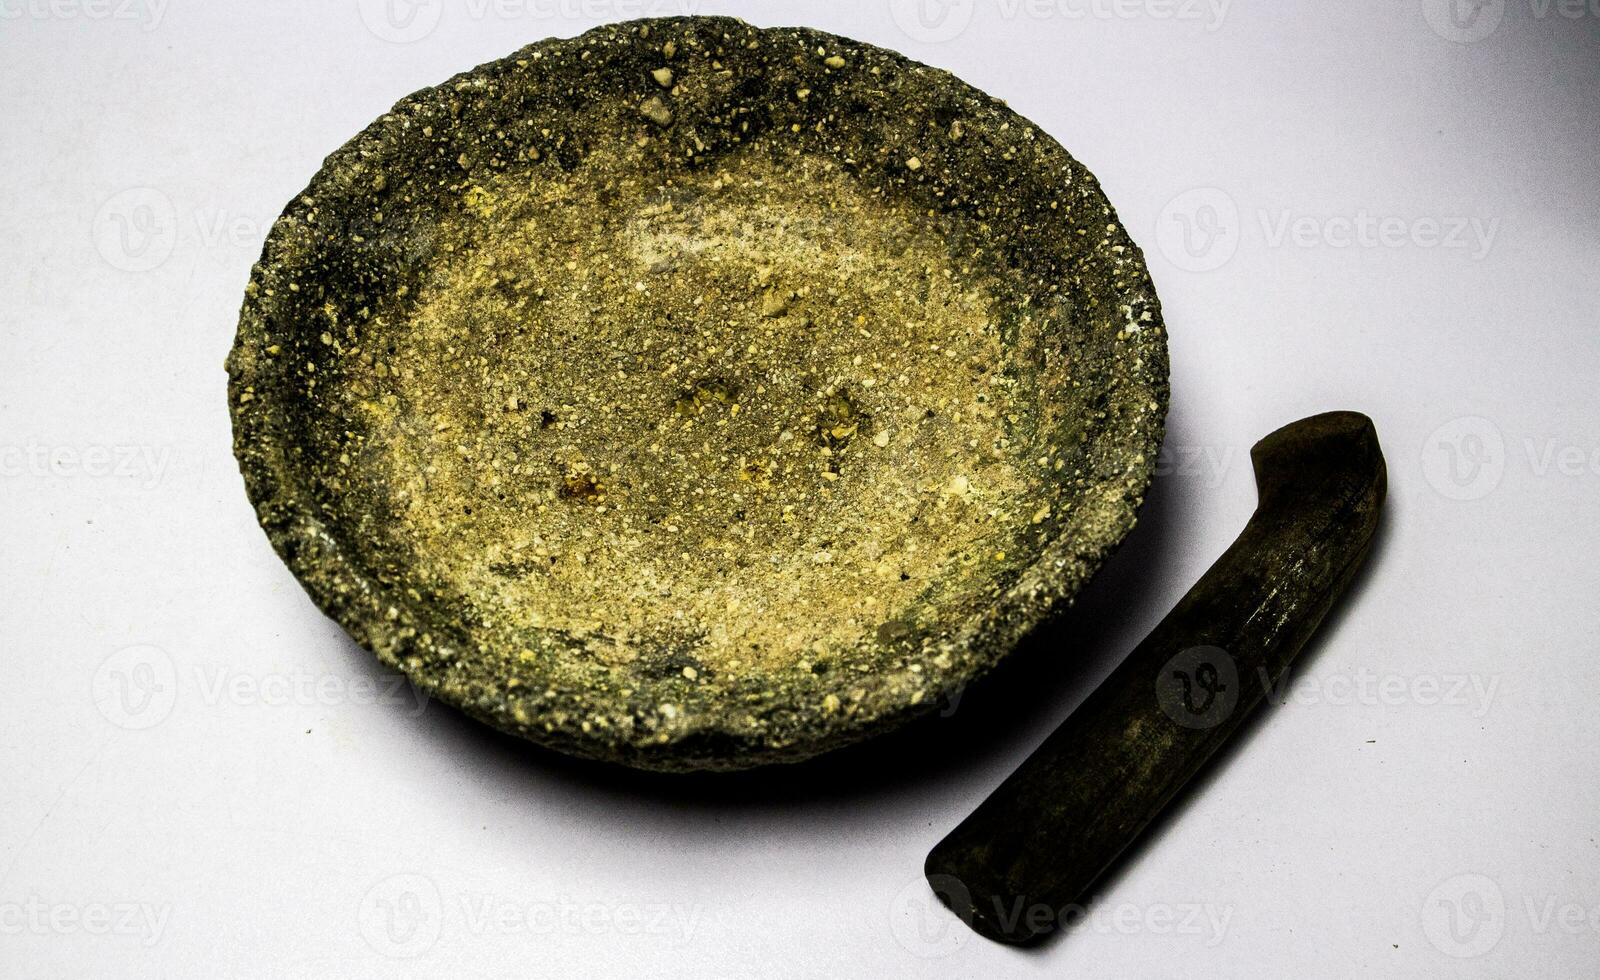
[226,16,1168,771]
[926,412,1387,944]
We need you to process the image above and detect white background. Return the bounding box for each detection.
[3,0,1597,976]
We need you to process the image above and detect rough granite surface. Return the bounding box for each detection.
[226,16,1169,771]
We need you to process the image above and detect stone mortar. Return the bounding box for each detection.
[226,16,1169,771]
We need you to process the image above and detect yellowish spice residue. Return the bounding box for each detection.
[355,143,1042,676]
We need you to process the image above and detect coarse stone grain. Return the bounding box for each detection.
[227,16,1168,771]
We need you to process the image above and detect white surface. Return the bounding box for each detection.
[3,1,1598,976]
